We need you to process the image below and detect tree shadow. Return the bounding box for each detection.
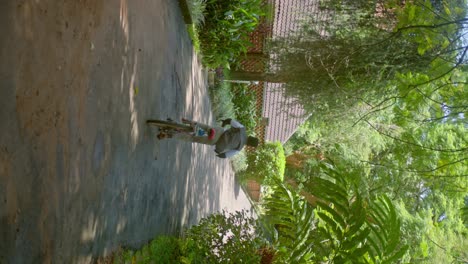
[0,0,251,263]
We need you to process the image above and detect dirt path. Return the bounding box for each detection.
[0,0,252,263]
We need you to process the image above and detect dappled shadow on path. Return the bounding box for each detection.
[0,0,191,263]
[0,0,250,263]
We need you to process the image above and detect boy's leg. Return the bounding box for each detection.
[170,132,192,142]
[194,121,212,131]
[191,124,224,145]
[172,125,224,145]
[164,120,210,142]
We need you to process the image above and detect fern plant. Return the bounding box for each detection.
[261,164,408,263]
[262,181,315,263]
[366,196,408,263]
[461,205,468,226]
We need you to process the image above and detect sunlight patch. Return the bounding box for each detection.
[81,213,99,242]
[128,54,139,150]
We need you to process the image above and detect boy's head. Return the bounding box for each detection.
[246,136,259,147]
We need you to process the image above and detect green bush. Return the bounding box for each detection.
[209,81,258,135]
[114,235,182,264]
[112,211,267,264]
[242,141,286,184]
[231,83,259,136]
[183,210,267,263]
[198,0,265,68]
[231,149,248,173]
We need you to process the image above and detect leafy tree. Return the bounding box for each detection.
[241,0,467,262]
[278,0,467,225]
[396,193,468,263]
[462,198,468,225]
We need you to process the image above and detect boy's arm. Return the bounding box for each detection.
[230,119,243,128]
[217,150,238,159]
[221,118,244,128]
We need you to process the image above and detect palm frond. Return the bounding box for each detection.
[366,195,409,263]
[262,180,316,263]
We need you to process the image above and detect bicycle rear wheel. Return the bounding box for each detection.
[146,119,193,132]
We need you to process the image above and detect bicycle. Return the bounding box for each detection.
[146,118,215,140]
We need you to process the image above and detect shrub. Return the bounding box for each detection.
[114,235,182,264]
[242,141,286,184]
[183,210,267,263]
[231,149,248,173]
[198,0,265,68]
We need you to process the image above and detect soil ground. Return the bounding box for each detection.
[0,1,252,263]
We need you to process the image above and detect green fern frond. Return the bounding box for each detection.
[316,200,347,229]
[261,164,408,264]
[262,180,317,262]
[365,195,408,263]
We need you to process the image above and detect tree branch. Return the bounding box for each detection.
[360,158,467,175]
[426,235,468,263]
[396,18,468,32]
[364,120,468,153]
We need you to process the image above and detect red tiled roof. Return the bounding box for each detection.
[262,83,309,143]
[270,0,324,38]
[258,0,321,143]
[244,0,328,144]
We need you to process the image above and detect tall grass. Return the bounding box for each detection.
[187,0,206,27]
[208,81,236,122]
[186,0,206,53]
[231,150,248,173]
[187,25,201,52]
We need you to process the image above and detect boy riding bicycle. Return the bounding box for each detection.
[157,118,259,158]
